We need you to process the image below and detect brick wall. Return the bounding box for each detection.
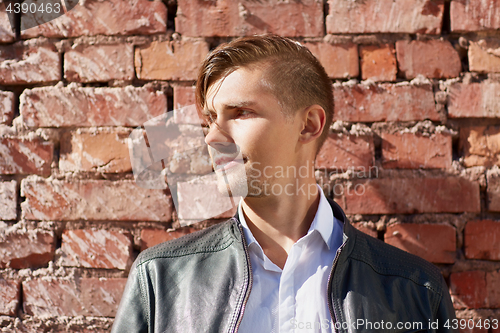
[0,0,499,331]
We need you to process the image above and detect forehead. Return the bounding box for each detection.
[205,67,278,111]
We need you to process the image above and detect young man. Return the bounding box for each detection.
[112,35,457,332]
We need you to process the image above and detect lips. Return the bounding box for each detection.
[214,156,244,171]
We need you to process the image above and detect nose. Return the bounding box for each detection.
[204,121,237,155]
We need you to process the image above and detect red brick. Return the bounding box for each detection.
[469,39,500,73]
[305,42,359,79]
[20,86,166,127]
[451,0,500,32]
[465,220,500,260]
[450,270,500,309]
[486,271,500,308]
[487,171,500,212]
[174,85,196,110]
[21,177,172,222]
[135,39,209,81]
[316,133,374,170]
[0,137,53,176]
[176,0,324,37]
[0,180,17,221]
[139,114,212,176]
[381,132,452,169]
[140,227,196,251]
[60,229,132,270]
[0,6,15,43]
[396,40,461,79]
[450,271,488,309]
[0,91,14,125]
[21,0,166,38]
[340,177,480,214]
[385,224,456,264]
[0,227,54,269]
[177,179,238,225]
[360,44,397,82]
[0,44,60,85]
[448,82,500,118]
[59,128,131,173]
[23,277,127,317]
[326,0,444,34]
[0,279,20,316]
[173,85,200,124]
[460,126,500,167]
[333,83,439,122]
[64,44,134,83]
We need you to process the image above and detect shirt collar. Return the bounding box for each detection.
[237,184,334,250]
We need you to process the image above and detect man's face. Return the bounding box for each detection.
[203,66,304,198]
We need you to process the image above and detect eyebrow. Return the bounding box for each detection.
[202,101,258,114]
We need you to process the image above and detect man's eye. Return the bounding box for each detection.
[202,113,216,124]
[236,109,252,117]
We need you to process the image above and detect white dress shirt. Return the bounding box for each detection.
[238,185,344,333]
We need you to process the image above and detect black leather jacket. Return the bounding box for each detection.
[112,199,457,333]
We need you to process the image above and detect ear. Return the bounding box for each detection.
[299,105,326,145]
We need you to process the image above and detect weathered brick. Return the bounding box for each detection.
[316,133,374,170]
[0,180,17,220]
[135,39,209,81]
[0,278,20,316]
[448,82,500,118]
[465,220,500,260]
[381,132,452,169]
[140,227,196,251]
[0,137,53,175]
[460,126,500,167]
[469,39,500,73]
[64,44,134,82]
[21,0,166,38]
[487,170,500,212]
[351,223,377,238]
[0,44,60,85]
[20,86,166,127]
[333,83,439,122]
[60,229,132,270]
[0,91,14,125]
[326,0,444,34]
[59,128,131,173]
[451,0,500,32]
[173,85,200,125]
[450,271,488,309]
[21,177,172,221]
[305,42,359,79]
[360,44,397,82]
[0,5,15,43]
[385,223,456,264]
[176,0,324,37]
[340,177,480,214]
[23,278,127,317]
[396,40,462,79]
[0,227,54,269]
[177,179,238,225]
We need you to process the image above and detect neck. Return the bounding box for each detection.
[241,176,320,269]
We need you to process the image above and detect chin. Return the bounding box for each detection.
[214,165,249,198]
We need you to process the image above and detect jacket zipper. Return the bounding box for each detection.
[233,219,253,333]
[327,242,347,332]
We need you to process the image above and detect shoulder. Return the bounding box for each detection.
[346,224,446,295]
[135,218,243,266]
